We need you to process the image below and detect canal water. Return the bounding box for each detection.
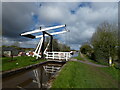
[71,52,78,58]
[2,61,65,89]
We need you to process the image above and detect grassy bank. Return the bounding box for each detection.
[52,61,119,88]
[2,56,45,71]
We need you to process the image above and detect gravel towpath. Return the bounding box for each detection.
[70,53,108,67]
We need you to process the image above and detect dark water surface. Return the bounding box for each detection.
[2,62,64,89]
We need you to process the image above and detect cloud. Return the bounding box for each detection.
[2,2,118,50]
[51,2,118,49]
[38,2,80,24]
[2,37,39,48]
[2,2,39,40]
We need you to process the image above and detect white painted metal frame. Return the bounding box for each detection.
[45,52,71,61]
[33,37,43,59]
[21,25,66,36]
[21,24,72,61]
[35,30,68,38]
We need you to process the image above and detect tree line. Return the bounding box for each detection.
[45,38,70,52]
[2,38,71,52]
[80,22,118,67]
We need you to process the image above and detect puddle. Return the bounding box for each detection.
[2,61,65,89]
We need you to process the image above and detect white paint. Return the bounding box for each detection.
[33,37,43,59]
[21,24,66,36]
[45,52,71,61]
[21,25,71,60]
[36,30,68,38]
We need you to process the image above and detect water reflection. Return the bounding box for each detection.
[33,69,41,88]
[2,62,64,89]
[43,63,62,74]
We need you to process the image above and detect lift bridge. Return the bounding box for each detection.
[21,24,72,61]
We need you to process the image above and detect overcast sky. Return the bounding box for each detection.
[2,2,118,50]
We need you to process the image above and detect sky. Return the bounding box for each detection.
[2,2,118,50]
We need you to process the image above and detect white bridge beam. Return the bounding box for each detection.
[36,30,68,38]
[21,24,66,36]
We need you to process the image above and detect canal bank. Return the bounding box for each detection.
[51,61,119,88]
[47,61,68,88]
[2,60,66,88]
[47,53,78,88]
[2,61,48,78]
[2,56,45,72]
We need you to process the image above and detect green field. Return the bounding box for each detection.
[52,61,119,88]
[2,56,45,71]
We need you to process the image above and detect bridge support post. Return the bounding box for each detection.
[41,31,45,59]
[50,36,53,52]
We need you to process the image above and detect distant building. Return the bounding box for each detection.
[18,52,26,56]
[2,47,24,57]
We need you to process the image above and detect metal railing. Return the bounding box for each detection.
[45,52,71,61]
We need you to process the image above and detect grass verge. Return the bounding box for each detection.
[52,61,119,88]
[2,56,45,71]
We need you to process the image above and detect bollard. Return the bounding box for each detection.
[109,57,112,66]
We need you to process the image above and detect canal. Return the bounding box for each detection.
[2,61,65,89]
[71,52,78,58]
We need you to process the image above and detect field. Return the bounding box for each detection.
[52,61,119,88]
[1,56,45,71]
